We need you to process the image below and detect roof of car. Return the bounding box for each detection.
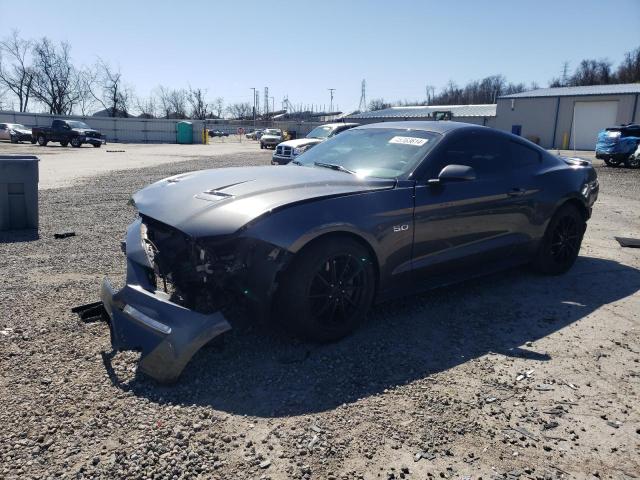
[320,122,360,128]
[355,121,481,134]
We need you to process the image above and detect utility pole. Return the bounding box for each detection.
[264,87,269,115]
[270,96,275,113]
[250,87,256,128]
[328,88,336,112]
[358,80,367,111]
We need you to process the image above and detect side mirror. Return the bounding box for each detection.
[429,164,476,184]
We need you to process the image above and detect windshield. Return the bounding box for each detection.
[306,125,333,139]
[263,129,281,135]
[295,128,440,178]
[67,121,91,129]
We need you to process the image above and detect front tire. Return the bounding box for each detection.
[532,203,585,275]
[276,237,376,342]
[604,156,622,167]
[10,135,18,144]
[93,142,101,148]
[624,153,639,169]
[60,141,69,147]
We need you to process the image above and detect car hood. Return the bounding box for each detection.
[13,128,31,134]
[74,129,100,135]
[278,138,323,148]
[133,165,395,237]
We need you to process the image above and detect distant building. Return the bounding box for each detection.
[343,104,497,127]
[496,83,640,149]
[91,108,131,118]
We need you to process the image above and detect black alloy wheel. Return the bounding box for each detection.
[308,253,368,328]
[532,203,585,275]
[276,237,375,342]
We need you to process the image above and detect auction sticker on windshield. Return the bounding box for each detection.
[388,136,428,146]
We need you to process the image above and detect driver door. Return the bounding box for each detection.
[411,130,527,287]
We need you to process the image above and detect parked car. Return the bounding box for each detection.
[0,123,33,143]
[245,129,263,140]
[259,128,284,149]
[595,123,640,168]
[100,121,598,382]
[209,129,229,137]
[272,122,359,164]
[32,119,105,148]
[630,143,640,169]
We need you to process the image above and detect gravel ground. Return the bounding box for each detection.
[1,150,639,479]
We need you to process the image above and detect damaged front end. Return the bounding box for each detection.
[101,215,291,383]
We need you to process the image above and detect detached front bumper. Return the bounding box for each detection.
[100,219,231,383]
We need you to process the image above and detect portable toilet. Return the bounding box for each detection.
[176,121,193,144]
[0,155,39,231]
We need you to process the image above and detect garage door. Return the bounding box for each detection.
[571,101,618,150]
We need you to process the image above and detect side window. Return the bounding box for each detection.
[52,120,62,129]
[430,132,507,178]
[0,124,6,130]
[509,141,541,168]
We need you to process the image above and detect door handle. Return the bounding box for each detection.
[507,188,526,197]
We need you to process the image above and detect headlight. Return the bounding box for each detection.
[9,130,16,135]
[293,145,312,156]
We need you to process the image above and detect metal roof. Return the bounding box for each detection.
[500,83,640,99]
[346,104,496,120]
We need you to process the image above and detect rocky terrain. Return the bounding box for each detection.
[1,150,639,479]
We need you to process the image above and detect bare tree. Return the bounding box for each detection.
[225,102,252,119]
[31,38,82,114]
[76,68,97,116]
[368,98,391,111]
[616,47,640,83]
[187,86,210,119]
[156,86,188,118]
[135,94,157,118]
[0,31,34,112]
[212,97,224,118]
[90,59,130,116]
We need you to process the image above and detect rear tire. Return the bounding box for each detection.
[275,237,376,342]
[37,135,48,146]
[30,138,36,144]
[71,137,81,148]
[604,156,622,167]
[532,203,585,275]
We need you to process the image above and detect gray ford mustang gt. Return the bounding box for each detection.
[100,121,599,382]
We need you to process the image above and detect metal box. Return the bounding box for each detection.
[0,155,39,231]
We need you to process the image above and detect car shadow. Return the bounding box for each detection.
[115,256,640,417]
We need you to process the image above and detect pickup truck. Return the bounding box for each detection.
[32,119,105,148]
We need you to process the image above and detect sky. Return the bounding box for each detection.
[1,0,639,113]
